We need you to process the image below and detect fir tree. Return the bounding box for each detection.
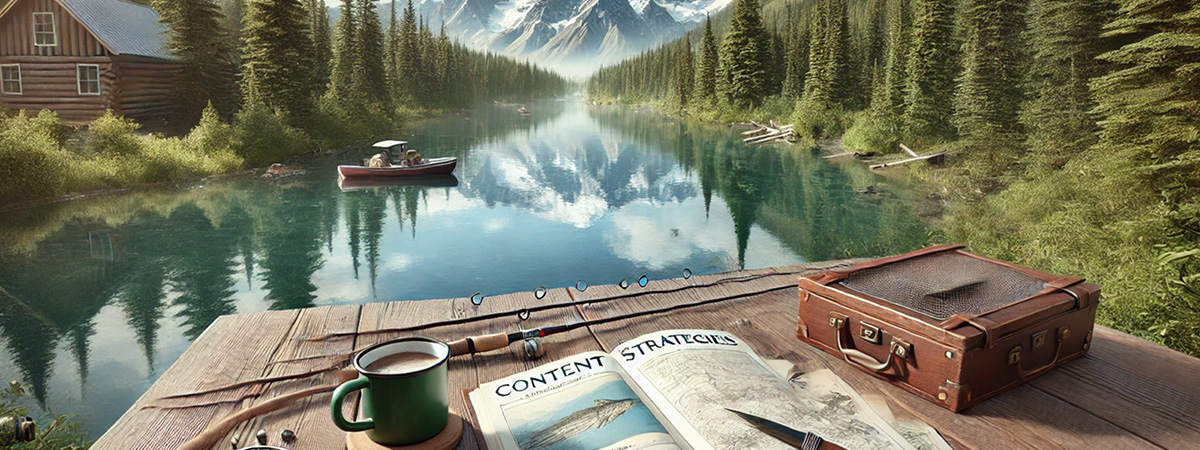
[953,0,1029,157]
[308,0,332,92]
[804,0,849,106]
[781,9,810,100]
[386,0,401,100]
[353,0,389,105]
[673,39,695,113]
[397,0,421,103]
[903,0,957,138]
[1019,0,1112,166]
[862,0,888,107]
[240,0,316,123]
[154,0,233,125]
[1091,0,1200,222]
[719,0,770,107]
[879,0,912,120]
[696,17,719,102]
[329,0,357,106]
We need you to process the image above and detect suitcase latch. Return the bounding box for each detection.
[859,322,882,345]
[828,312,848,330]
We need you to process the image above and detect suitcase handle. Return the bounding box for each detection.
[830,314,911,374]
[1009,326,1069,379]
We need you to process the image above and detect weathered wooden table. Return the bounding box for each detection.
[94,262,1200,449]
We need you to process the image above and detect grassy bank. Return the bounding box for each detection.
[0,102,409,207]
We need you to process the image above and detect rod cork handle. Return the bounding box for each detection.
[448,333,511,356]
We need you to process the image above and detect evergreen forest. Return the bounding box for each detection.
[588,0,1200,356]
[1,0,569,205]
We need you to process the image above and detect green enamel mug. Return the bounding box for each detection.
[331,337,450,445]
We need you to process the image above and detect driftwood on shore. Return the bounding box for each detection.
[869,144,946,169]
[742,121,795,145]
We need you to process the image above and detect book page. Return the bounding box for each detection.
[470,351,682,450]
[613,330,915,450]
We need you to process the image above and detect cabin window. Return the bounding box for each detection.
[77,64,100,95]
[1,65,20,95]
[33,12,56,47]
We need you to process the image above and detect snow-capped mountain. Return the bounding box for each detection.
[334,0,732,75]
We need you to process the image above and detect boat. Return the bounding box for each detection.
[337,140,458,178]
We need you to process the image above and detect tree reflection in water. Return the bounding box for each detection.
[0,100,927,437]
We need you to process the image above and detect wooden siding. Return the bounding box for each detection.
[0,0,110,57]
[113,56,179,122]
[0,56,115,122]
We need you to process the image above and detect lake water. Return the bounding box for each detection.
[0,100,931,438]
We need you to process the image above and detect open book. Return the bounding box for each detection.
[469,329,920,450]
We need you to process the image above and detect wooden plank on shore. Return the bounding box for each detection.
[899,143,920,158]
[870,152,946,169]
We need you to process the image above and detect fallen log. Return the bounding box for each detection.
[870,152,946,169]
[823,151,861,159]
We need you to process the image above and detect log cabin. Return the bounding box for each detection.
[0,0,180,123]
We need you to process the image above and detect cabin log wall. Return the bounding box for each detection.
[0,0,179,123]
[114,56,179,122]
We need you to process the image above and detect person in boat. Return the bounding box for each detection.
[401,149,423,167]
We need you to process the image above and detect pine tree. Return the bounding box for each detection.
[1019,0,1112,166]
[240,0,315,123]
[862,0,888,108]
[695,17,719,102]
[308,0,332,92]
[386,0,401,101]
[903,0,957,138]
[353,0,388,105]
[1091,0,1200,213]
[953,0,1029,157]
[804,0,849,106]
[879,0,912,120]
[329,0,357,106]
[154,0,233,125]
[781,9,810,100]
[719,0,770,107]
[397,0,420,103]
[673,39,695,113]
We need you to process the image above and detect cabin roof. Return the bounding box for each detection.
[373,140,408,149]
[0,0,175,60]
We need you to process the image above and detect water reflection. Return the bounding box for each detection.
[0,100,928,437]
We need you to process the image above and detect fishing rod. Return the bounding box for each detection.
[305,266,838,342]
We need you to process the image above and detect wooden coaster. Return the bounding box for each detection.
[346,413,464,450]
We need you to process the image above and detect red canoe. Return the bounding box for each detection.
[337,157,458,178]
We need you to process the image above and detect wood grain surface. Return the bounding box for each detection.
[92,261,1200,450]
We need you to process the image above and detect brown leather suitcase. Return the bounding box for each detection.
[796,245,1101,412]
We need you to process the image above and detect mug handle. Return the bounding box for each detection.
[331,375,374,432]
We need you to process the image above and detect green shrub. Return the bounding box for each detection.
[86,111,143,157]
[186,103,235,156]
[231,103,310,167]
[791,98,850,140]
[0,111,71,203]
[843,111,901,154]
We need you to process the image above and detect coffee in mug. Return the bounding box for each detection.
[331,337,450,445]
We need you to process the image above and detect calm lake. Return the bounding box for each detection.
[0,100,931,437]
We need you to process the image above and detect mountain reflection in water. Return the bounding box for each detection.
[0,100,928,437]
